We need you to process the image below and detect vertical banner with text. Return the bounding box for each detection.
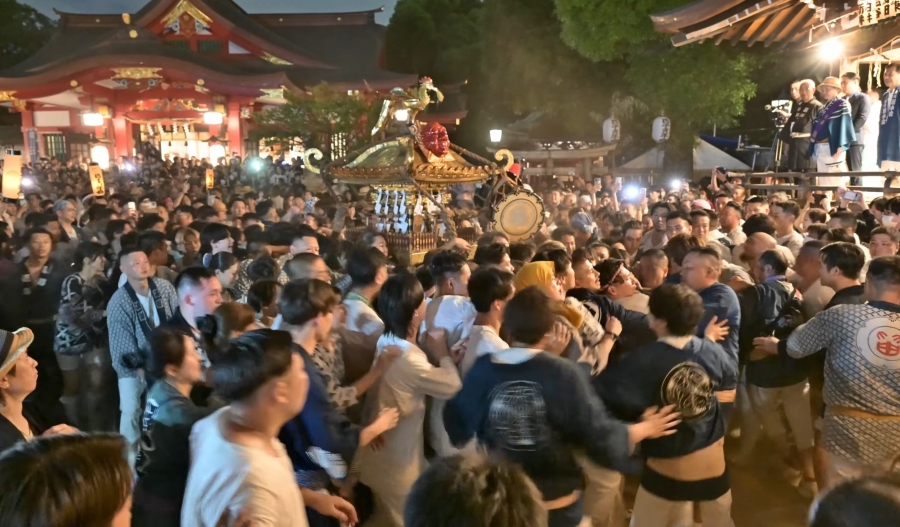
[89,164,106,197]
[206,168,215,189]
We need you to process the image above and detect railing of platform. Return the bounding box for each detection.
[735,171,896,196]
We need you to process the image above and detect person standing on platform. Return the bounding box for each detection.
[808,77,855,192]
[878,64,900,171]
[785,79,822,172]
[862,90,882,172]
[840,73,871,185]
[776,81,802,170]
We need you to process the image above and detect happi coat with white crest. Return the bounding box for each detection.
[878,87,900,165]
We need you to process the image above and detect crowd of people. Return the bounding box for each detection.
[0,143,898,527]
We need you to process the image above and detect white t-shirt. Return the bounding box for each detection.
[460,325,508,377]
[181,408,308,527]
[136,291,160,327]
[343,298,385,337]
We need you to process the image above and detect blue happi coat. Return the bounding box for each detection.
[807,97,855,158]
[879,88,900,165]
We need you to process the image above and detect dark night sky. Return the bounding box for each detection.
[21,0,397,25]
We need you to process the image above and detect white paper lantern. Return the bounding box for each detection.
[602,117,620,143]
[209,144,226,162]
[90,145,110,169]
[652,116,671,143]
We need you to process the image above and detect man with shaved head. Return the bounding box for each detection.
[784,79,823,172]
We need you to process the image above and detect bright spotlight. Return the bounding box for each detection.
[623,185,640,201]
[819,39,842,60]
[21,177,34,188]
[670,179,683,191]
[394,108,409,122]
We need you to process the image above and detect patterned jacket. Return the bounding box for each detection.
[786,301,900,465]
[108,278,179,379]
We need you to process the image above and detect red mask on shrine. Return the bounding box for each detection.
[421,122,450,157]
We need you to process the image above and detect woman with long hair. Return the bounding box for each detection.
[174,228,201,270]
[54,241,114,430]
[204,252,239,302]
[199,223,233,267]
[132,327,211,527]
[247,280,281,328]
[197,302,257,358]
[358,273,462,527]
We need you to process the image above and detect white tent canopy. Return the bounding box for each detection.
[693,139,749,171]
[621,146,665,169]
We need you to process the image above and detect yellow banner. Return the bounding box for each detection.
[89,165,105,197]
[206,168,214,189]
[1,153,22,200]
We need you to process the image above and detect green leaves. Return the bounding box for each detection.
[0,0,55,71]
[252,84,381,157]
[553,0,685,61]
[383,0,483,84]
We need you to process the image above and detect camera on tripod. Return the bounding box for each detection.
[765,99,793,127]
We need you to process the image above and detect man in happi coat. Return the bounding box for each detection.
[808,76,855,190]
[785,79,822,172]
[878,64,900,171]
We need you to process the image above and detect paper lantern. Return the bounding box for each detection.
[652,116,671,143]
[203,112,223,125]
[206,168,215,189]
[82,113,104,127]
[89,164,105,197]
[602,117,620,143]
[1,153,22,200]
[90,145,110,169]
[209,144,226,162]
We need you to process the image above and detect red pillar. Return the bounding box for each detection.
[112,115,130,159]
[227,100,242,158]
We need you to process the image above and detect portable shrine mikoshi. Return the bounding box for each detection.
[303,78,545,266]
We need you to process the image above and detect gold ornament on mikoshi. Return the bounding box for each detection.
[1,152,22,200]
[89,165,106,197]
[205,168,214,189]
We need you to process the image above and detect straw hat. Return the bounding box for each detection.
[0,328,35,377]
[817,76,842,92]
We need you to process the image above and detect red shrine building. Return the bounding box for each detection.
[0,0,430,166]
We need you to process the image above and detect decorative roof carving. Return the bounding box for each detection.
[162,0,213,28]
[112,68,163,80]
[261,52,292,66]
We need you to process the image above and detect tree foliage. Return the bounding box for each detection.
[552,0,760,154]
[553,0,686,62]
[0,0,55,71]
[383,0,483,84]
[252,84,381,157]
[478,0,619,136]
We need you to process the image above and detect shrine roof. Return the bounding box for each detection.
[0,26,283,79]
[1,0,414,92]
[650,0,859,48]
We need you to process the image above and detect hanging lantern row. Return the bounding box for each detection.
[601,115,671,144]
